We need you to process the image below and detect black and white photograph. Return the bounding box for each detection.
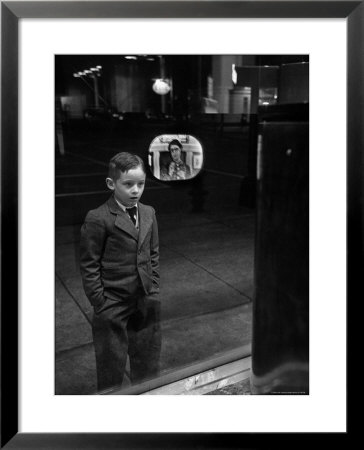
[1,1,353,444]
[55,54,309,395]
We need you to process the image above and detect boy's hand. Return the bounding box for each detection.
[79,215,106,307]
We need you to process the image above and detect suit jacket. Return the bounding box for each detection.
[79,195,159,307]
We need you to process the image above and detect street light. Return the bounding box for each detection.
[152,78,171,95]
[73,65,103,108]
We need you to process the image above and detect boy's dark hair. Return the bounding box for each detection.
[108,152,146,180]
[168,139,183,152]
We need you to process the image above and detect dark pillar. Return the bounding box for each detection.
[251,103,309,394]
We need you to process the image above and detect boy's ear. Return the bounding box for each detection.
[106,177,115,191]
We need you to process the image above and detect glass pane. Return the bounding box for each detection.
[55,54,309,395]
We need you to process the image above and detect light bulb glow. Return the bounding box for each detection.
[152,79,171,95]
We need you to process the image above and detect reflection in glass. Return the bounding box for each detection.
[148,134,203,181]
[258,87,278,106]
[55,54,309,395]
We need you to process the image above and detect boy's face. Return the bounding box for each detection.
[106,166,146,207]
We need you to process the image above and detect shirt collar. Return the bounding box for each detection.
[114,197,138,212]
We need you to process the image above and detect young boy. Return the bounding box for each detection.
[80,152,160,392]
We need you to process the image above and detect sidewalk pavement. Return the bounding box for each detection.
[56,209,254,395]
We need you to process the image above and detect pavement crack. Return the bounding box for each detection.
[160,243,253,302]
[56,272,92,326]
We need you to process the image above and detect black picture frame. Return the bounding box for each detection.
[1,1,357,447]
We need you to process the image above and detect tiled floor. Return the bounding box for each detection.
[55,210,254,395]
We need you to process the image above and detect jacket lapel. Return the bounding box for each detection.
[108,196,139,241]
[137,202,153,249]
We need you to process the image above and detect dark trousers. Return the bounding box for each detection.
[92,294,161,393]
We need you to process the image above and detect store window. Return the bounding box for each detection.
[55,54,309,395]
